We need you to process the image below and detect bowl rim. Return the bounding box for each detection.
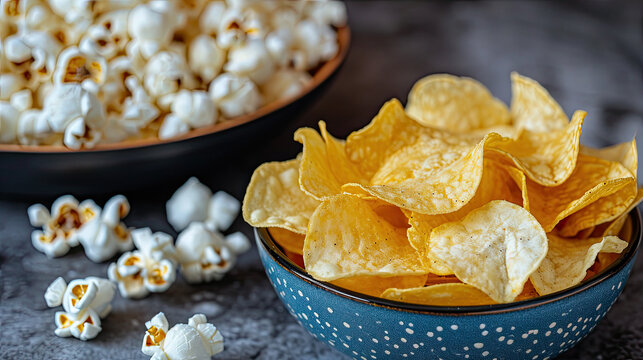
[0,26,351,154]
[256,208,642,316]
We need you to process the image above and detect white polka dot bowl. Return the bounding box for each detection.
[255,209,641,360]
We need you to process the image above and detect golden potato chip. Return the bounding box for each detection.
[557,180,637,237]
[269,227,305,255]
[513,153,635,232]
[345,134,500,215]
[488,110,584,186]
[381,283,496,306]
[345,99,479,179]
[406,159,524,275]
[427,200,548,303]
[406,74,510,132]
[593,188,643,237]
[242,159,320,234]
[531,235,628,295]
[581,139,637,176]
[294,124,364,200]
[303,194,426,281]
[510,72,569,132]
[331,275,428,297]
[556,141,639,236]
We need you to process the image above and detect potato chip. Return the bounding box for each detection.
[488,110,584,186]
[294,122,364,200]
[581,139,637,176]
[593,188,643,237]
[427,200,548,303]
[242,159,320,234]
[345,99,479,179]
[424,273,461,286]
[303,194,426,281]
[510,72,569,132]
[513,153,635,232]
[406,74,510,132]
[406,159,524,274]
[557,180,637,237]
[331,275,428,297]
[269,227,305,255]
[556,141,640,236]
[345,134,501,215]
[381,283,496,306]
[530,235,628,295]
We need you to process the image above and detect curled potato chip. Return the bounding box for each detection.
[530,235,628,295]
[593,189,643,237]
[406,74,510,132]
[489,110,584,186]
[331,274,428,297]
[303,194,426,281]
[557,142,639,236]
[381,283,496,306]
[346,134,501,215]
[294,122,364,200]
[345,99,479,179]
[513,153,635,232]
[243,159,320,234]
[269,227,305,255]
[510,72,569,132]
[406,159,524,274]
[427,200,548,303]
[581,139,637,176]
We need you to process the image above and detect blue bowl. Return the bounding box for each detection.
[255,209,641,360]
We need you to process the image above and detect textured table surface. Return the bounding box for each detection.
[1,1,642,359]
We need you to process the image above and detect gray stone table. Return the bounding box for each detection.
[1,1,642,359]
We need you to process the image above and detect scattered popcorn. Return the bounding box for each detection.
[176,222,236,283]
[108,228,177,299]
[28,195,100,258]
[224,231,251,255]
[44,276,116,341]
[77,195,133,263]
[166,177,241,232]
[0,0,347,148]
[142,312,224,360]
[28,194,132,261]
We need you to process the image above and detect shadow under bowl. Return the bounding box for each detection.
[0,27,350,197]
[255,209,641,360]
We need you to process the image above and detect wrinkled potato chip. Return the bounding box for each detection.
[514,153,635,232]
[346,134,500,215]
[592,188,643,237]
[243,159,320,234]
[303,194,426,281]
[427,200,548,303]
[407,159,524,274]
[488,110,584,186]
[510,72,569,132]
[531,235,628,295]
[345,99,479,179]
[581,139,637,176]
[556,142,639,236]
[331,274,428,297]
[269,227,305,255]
[381,283,496,306]
[294,122,364,200]
[406,74,510,132]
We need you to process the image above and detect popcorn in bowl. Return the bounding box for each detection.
[0,0,347,149]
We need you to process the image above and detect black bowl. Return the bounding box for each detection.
[0,27,350,197]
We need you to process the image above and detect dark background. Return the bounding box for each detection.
[1,1,642,359]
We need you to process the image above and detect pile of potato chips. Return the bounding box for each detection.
[243,72,642,306]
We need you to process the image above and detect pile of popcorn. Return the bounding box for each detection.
[0,0,347,149]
